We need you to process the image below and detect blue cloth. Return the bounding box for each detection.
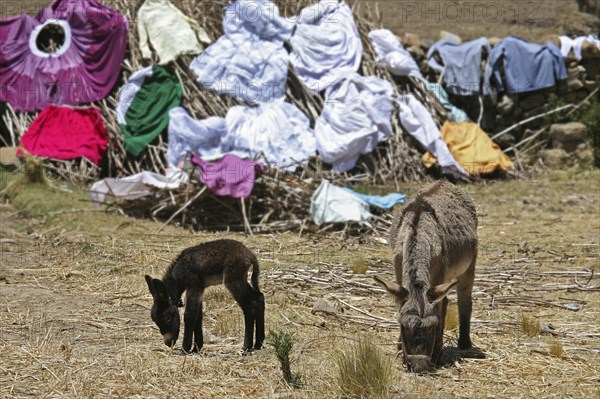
[342,188,405,209]
[484,36,567,95]
[423,81,470,122]
[427,37,491,96]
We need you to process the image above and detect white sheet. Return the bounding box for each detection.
[368,29,423,78]
[190,35,289,104]
[90,169,187,205]
[315,73,393,172]
[310,180,372,225]
[167,107,227,168]
[558,35,600,60]
[223,0,295,43]
[223,99,317,171]
[396,94,468,176]
[290,0,363,94]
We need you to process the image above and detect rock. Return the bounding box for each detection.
[312,298,341,317]
[494,133,516,148]
[509,106,522,118]
[540,148,568,168]
[497,95,516,115]
[567,67,581,79]
[576,143,594,163]
[550,122,588,142]
[564,91,578,103]
[551,122,588,152]
[402,32,421,48]
[439,30,461,44]
[576,89,590,100]
[520,93,546,110]
[584,80,598,91]
[420,38,434,51]
[582,40,600,59]
[567,78,584,91]
[582,59,599,79]
[407,45,424,60]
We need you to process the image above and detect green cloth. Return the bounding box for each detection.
[119,66,182,156]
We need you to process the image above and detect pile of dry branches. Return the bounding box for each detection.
[2,0,459,232]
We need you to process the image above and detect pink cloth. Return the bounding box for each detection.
[0,0,128,112]
[191,154,263,198]
[18,105,107,165]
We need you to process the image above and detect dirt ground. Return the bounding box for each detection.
[0,169,598,398]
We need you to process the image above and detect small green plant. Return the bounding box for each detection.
[351,253,369,274]
[335,336,393,399]
[444,303,459,331]
[548,340,564,357]
[520,314,541,337]
[267,329,302,389]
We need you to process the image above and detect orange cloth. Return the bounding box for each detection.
[423,121,514,174]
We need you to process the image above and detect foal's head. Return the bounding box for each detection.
[144,275,182,348]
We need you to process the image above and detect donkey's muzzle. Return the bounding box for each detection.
[163,333,176,347]
[405,354,432,373]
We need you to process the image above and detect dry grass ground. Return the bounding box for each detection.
[0,169,598,398]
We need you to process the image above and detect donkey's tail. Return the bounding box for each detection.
[250,256,260,291]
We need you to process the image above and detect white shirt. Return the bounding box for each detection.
[137,0,211,64]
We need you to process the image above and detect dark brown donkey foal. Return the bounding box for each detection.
[145,239,265,353]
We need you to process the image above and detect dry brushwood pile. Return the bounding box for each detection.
[0,173,598,398]
[1,0,460,234]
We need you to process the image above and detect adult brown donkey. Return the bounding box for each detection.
[374,180,478,372]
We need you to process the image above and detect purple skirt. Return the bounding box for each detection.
[0,0,128,112]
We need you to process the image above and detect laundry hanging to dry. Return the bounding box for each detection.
[18,105,107,166]
[0,0,128,112]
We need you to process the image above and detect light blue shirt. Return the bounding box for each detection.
[427,37,491,96]
[484,36,567,95]
[342,188,406,210]
[423,81,470,123]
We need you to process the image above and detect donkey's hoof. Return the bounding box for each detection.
[240,348,255,356]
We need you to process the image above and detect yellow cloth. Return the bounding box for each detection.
[137,0,211,65]
[423,121,514,174]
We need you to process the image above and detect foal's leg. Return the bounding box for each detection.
[225,281,255,351]
[182,288,202,353]
[192,296,204,353]
[253,290,265,349]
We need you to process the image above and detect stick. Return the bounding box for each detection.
[156,186,207,233]
[240,196,253,236]
[490,104,574,141]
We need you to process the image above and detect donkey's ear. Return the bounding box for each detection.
[144,275,155,296]
[373,276,408,306]
[427,279,459,304]
[152,278,169,303]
